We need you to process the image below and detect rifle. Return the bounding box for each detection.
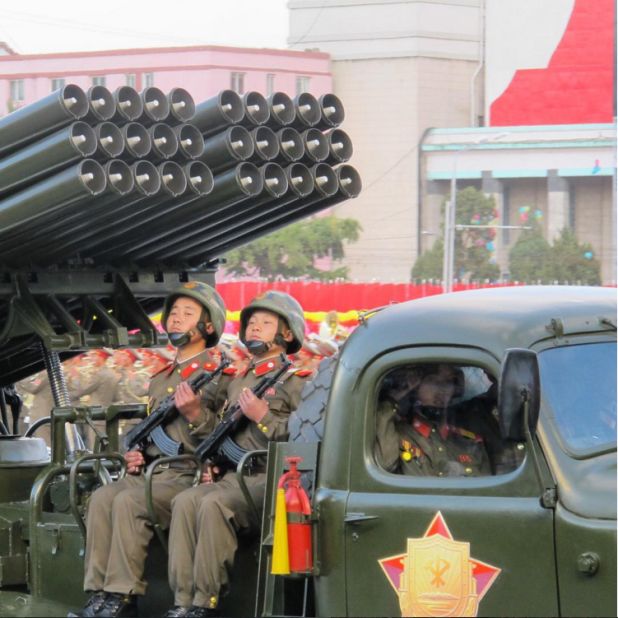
[124,358,230,456]
[194,355,291,463]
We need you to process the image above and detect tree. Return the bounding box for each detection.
[545,228,601,284]
[412,187,500,281]
[223,215,361,280]
[508,222,551,282]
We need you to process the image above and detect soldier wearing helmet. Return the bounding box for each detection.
[375,363,490,478]
[166,291,311,618]
[77,282,232,618]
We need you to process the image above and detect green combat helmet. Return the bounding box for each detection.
[240,290,305,354]
[162,281,227,348]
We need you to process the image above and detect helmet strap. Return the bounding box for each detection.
[168,309,211,348]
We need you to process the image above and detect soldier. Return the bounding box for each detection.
[72,282,228,618]
[165,291,311,618]
[113,349,149,405]
[375,364,491,477]
[18,370,55,444]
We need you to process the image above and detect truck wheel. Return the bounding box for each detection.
[288,355,338,443]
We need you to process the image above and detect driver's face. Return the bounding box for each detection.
[416,374,456,408]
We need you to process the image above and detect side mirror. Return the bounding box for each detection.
[498,348,540,441]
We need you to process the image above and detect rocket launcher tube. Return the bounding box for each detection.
[172,124,205,160]
[239,91,270,127]
[192,89,244,136]
[84,85,116,122]
[167,87,195,124]
[0,122,97,199]
[111,86,143,123]
[266,92,295,128]
[0,84,88,158]
[137,87,171,125]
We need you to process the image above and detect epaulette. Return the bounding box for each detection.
[292,368,313,378]
[223,366,237,376]
[180,360,204,380]
[253,358,279,376]
[452,426,483,442]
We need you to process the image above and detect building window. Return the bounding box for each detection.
[92,76,106,87]
[51,78,65,92]
[230,72,245,94]
[126,74,136,88]
[296,76,310,95]
[266,73,275,96]
[144,72,154,88]
[10,79,24,101]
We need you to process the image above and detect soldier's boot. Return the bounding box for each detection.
[95,593,138,617]
[185,607,218,618]
[163,607,192,617]
[67,591,108,617]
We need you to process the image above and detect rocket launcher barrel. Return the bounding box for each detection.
[121,122,152,160]
[147,123,179,160]
[167,88,195,124]
[137,87,171,125]
[192,90,244,136]
[93,122,125,159]
[125,162,263,264]
[185,165,360,266]
[249,126,280,163]
[324,128,353,164]
[172,124,205,160]
[266,92,295,128]
[240,91,270,127]
[291,92,320,129]
[149,163,290,263]
[315,93,345,130]
[0,121,97,199]
[273,127,304,163]
[84,85,116,122]
[0,84,88,158]
[111,86,144,123]
[0,160,106,255]
[299,128,329,164]
[197,126,254,172]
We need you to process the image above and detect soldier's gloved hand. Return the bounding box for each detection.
[124,449,145,475]
[175,381,202,423]
[238,387,269,422]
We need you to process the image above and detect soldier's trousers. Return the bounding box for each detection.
[83,470,195,595]
[168,472,265,608]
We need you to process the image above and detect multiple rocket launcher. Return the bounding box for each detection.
[0,85,361,269]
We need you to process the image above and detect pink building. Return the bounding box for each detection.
[0,43,333,115]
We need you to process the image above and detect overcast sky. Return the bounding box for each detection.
[0,0,290,54]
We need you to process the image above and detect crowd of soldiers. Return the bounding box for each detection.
[16,330,342,443]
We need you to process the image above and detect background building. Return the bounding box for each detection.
[289,0,616,283]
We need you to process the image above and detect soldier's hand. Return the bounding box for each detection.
[124,449,145,475]
[200,464,219,484]
[238,387,268,422]
[175,381,202,423]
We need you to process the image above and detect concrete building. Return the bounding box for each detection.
[289,0,616,283]
[0,44,333,116]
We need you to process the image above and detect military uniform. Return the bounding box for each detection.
[83,351,229,597]
[168,355,311,610]
[375,398,491,477]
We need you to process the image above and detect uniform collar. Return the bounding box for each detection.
[412,417,451,440]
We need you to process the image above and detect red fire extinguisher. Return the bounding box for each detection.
[271,456,313,575]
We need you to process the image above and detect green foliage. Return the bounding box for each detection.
[223,216,361,280]
[412,186,500,281]
[509,225,600,284]
[508,222,551,282]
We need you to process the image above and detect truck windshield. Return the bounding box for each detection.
[538,342,616,456]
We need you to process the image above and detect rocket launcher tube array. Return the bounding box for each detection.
[0,84,358,269]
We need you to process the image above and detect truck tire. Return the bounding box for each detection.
[288,355,338,443]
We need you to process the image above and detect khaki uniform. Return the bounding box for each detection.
[83,350,224,596]
[375,398,491,477]
[168,355,310,609]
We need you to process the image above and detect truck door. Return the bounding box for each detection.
[343,347,558,617]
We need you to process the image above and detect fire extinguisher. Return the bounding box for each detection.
[271,456,313,575]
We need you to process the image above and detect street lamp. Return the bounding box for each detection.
[442,132,509,293]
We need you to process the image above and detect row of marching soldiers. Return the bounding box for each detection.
[62,283,335,618]
[16,315,340,445]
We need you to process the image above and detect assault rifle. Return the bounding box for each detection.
[124,358,230,456]
[194,355,291,464]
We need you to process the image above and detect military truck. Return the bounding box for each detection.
[0,86,615,617]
